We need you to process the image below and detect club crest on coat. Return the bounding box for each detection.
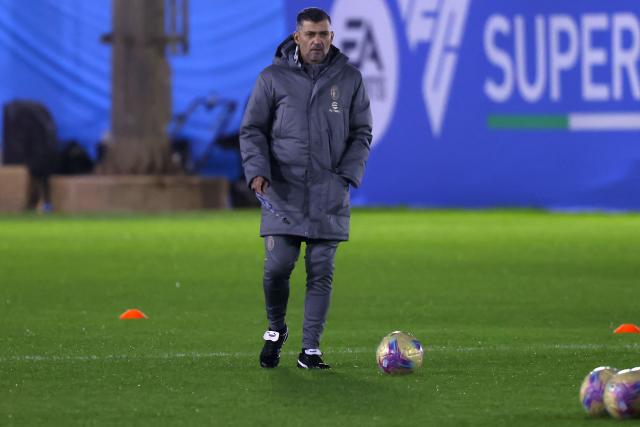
[329,85,341,113]
[330,85,339,100]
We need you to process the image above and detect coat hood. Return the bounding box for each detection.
[273,35,348,70]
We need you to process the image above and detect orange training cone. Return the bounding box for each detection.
[613,323,640,334]
[119,309,148,320]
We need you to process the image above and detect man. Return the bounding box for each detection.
[240,7,372,369]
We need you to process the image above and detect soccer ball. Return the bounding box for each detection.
[579,366,618,416]
[376,331,424,374]
[604,367,640,419]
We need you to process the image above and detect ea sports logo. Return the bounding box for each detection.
[331,0,399,147]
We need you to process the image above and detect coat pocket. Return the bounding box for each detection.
[327,129,334,169]
[326,172,350,216]
[276,107,287,137]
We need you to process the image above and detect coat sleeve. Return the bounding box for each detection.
[240,74,274,187]
[336,75,372,188]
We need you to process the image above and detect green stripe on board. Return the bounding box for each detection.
[488,115,569,130]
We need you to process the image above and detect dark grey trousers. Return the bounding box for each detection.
[263,235,339,349]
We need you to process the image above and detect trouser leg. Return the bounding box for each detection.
[263,235,301,331]
[302,239,339,349]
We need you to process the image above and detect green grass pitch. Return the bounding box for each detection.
[1,209,639,425]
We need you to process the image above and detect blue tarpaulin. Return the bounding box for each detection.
[0,0,285,180]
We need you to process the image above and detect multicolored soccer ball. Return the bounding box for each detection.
[604,367,640,419]
[579,366,618,416]
[376,331,424,375]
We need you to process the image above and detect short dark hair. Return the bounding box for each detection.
[296,7,331,29]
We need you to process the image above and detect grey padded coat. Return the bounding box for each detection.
[240,35,372,241]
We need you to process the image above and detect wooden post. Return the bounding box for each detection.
[101,0,173,174]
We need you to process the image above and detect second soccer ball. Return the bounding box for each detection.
[579,366,618,416]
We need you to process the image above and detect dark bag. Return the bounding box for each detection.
[3,100,58,177]
[58,140,94,175]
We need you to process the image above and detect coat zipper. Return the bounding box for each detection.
[327,129,333,169]
[303,75,314,236]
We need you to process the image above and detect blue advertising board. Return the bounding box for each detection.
[284,0,640,210]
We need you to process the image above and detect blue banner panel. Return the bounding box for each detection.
[285,0,640,210]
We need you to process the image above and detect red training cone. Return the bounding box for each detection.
[119,309,148,320]
[613,323,640,334]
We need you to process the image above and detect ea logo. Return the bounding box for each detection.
[331,0,398,147]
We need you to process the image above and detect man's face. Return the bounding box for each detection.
[294,19,334,64]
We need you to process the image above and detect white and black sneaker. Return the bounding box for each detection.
[259,327,288,368]
[297,348,331,369]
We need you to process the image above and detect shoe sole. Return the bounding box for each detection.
[260,361,278,368]
[297,360,330,369]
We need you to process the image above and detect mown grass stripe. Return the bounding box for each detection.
[3,343,639,363]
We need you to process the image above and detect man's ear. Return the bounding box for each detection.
[329,31,334,44]
[293,31,300,45]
